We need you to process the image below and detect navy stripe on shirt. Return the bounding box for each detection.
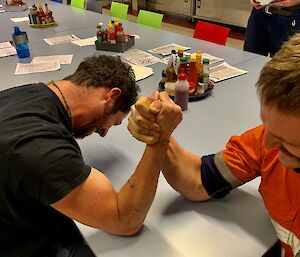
[200,154,232,199]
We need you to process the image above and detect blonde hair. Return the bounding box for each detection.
[256,33,300,113]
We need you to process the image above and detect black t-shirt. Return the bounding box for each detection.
[0,83,91,257]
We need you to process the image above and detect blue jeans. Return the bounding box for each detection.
[244,7,300,56]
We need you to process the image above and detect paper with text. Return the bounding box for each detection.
[31,55,73,65]
[15,61,61,75]
[43,34,80,45]
[0,41,16,58]
[71,36,97,47]
[149,43,190,56]
[210,62,248,83]
[119,49,161,66]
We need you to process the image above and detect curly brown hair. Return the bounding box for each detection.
[64,55,140,113]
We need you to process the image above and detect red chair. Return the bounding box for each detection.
[193,20,230,46]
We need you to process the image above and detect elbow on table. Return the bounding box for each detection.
[180,186,210,202]
[110,222,143,236]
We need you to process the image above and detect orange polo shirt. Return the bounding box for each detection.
[216,125,300,257]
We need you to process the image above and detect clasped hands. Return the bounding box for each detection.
[128,91,183,144]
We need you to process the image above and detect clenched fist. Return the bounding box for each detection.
[128,91,182,144]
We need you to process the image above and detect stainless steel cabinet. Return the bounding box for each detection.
[192,0,252,28]
[147,0,192,17]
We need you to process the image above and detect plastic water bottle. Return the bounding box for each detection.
[175,69,189,111]
[12,26,31,63]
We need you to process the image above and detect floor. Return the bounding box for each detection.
[102,7,245,50]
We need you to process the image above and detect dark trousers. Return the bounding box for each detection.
[244,7,300,56]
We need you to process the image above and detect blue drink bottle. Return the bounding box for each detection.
[12,26,31,62]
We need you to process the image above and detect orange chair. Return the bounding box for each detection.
[193,20,230,46]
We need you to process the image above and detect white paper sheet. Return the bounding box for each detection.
[71,36,97,47]
[149,43,190,56]
[119,49,161,67]
[0,42,13,49]
[209,62,248,83]
[131,64,153,81]
[31,55,73,65]
[202,53,224,65]
[130,34,140,39]
[10,16,29,22]
[43,34,80,45]
[15,61,61,75]
[0,47,16,57]
[0,41,16,58]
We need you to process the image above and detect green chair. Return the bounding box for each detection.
[137,10,163,29]
[109,2,129,20]
[71,0,85,9]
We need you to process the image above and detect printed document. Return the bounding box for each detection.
[31,55,73,65]
[71,36,97,47]
[149,43,190,56]
[119,49,161,66]
[15,61,60,75]
[43,34,80,45]
[210,62,248,83]
[0,41,16,58]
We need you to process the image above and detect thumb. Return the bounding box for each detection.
[149,99,162,115]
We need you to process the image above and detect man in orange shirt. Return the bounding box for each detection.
[128,33,300,257]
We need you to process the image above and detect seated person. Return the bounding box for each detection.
[128,33,300,257]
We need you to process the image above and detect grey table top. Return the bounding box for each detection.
[0,2,276,256]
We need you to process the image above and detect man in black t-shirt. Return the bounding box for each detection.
[0,55,182,257]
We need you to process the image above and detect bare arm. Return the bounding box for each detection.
[127,92,210,202]
[52,92,182,236]
[52,143,168,236]
[162,137,210,202]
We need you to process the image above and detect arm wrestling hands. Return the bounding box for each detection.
[128,91,182,144]
[128,92,210,201]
